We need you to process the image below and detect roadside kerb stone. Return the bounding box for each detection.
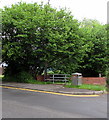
[51,91,104,95]
[1,82,105,95]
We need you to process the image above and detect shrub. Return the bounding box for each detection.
[16,71,35,83]
[3,71,35,83]
[107,74,109,85]
[106,70,109,85]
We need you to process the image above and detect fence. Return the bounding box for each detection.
[45,74,70,83]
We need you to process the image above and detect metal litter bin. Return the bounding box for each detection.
[72,73,82,85]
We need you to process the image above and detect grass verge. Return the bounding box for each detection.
[64,84,106,91]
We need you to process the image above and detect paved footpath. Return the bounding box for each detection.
[1,82,105,95]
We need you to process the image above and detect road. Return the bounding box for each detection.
[2,87,107,118]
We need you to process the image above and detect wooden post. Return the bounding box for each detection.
[99,73,101,77]
[65,74,66,84]
[53,74,54,84]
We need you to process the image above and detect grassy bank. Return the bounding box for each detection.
[64,84,106,91]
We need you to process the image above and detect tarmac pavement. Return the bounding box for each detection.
[1,82,106,95]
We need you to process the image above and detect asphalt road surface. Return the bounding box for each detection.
[2,87,107,118]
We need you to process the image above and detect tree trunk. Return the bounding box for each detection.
[44,62,48,81]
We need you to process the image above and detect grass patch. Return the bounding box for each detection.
[26,80,53,84]
[3,77,68,85]
[64,84,106,91]
[0,75,4,78]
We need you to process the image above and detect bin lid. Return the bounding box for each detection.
[72,73,82,76]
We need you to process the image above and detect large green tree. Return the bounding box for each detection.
[78,19,108,76]
[2,2,85,77]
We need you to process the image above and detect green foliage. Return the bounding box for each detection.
[3,71,34,83]
[0,75,4,78]
[46,71,54,75]
[106,69,109,85]
[16,71,35,83]
[106,24,109,83]
[2,2,84,77]
[2,2,108,79]
[78,19,108,76]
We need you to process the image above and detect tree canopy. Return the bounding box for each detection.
[2,2,86,77]
[78,19,108,76]
[2,2,108,79]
